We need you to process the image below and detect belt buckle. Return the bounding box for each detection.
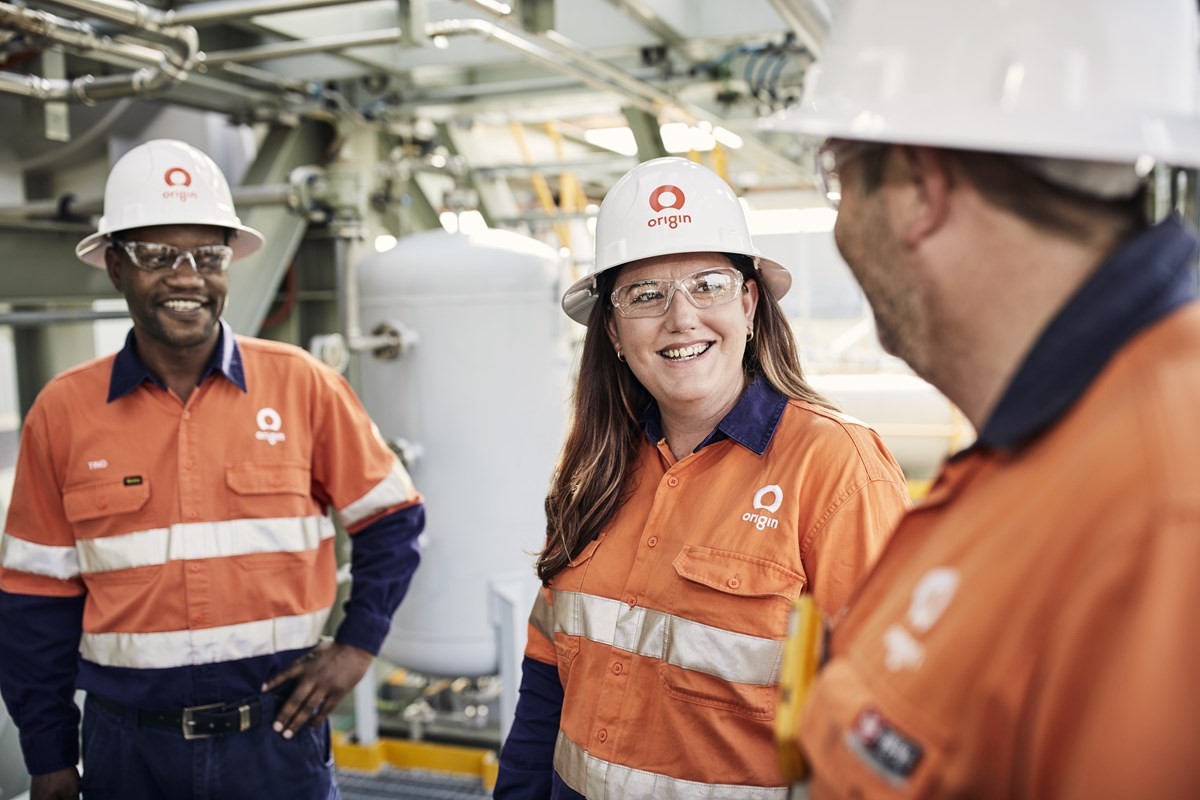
[181,702,224,740]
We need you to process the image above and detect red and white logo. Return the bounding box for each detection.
[163,167,192,187]
[646,184,692,230]
[648,184,685,212]
[162,166,198,203]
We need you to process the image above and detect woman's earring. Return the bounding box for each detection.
[746,329,754,342]
[616,346,626,362]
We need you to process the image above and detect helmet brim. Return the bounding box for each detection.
[76,223,266,269]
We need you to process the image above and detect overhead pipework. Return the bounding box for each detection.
[0,0,198,104]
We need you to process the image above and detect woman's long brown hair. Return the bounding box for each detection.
[536,254,834,583]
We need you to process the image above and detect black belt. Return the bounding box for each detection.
[90,685,292,741]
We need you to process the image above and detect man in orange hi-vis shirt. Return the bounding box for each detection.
[0,140,424,800]
[765,0,1200,797]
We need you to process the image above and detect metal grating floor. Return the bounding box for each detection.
[336,768,492,800]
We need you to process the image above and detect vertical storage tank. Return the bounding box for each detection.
[356,228,570,677]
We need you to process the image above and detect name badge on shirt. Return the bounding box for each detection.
[845,707,923,785]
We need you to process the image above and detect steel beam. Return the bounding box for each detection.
[0,223,113,303]
[622,105,668,161]
[224,118,335,335]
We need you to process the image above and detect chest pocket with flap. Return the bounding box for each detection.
[225,462,313,519]
[62,479,151,538]
[660,545,806,719]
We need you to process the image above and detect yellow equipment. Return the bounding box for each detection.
[775,594,824,782]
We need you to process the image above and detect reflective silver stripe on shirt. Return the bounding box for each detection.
[80,607,331,669]
[338,460,417,529]
[0,531,80,580]
[76,514,336,574]
[554,731,789,800]
[530,589,784,686]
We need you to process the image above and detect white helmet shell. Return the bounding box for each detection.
[762,0,1200,168]
[562,157,790,325]
[76,139,265,268]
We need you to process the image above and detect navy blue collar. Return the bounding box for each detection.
[107,319,247,402]
[978,215,1199,450]
[641,374,789,456]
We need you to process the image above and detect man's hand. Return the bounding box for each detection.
[31,767,80,800]
[263,640,373,739]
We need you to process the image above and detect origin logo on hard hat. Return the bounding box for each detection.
[646,184,691,230]
[74,139,264,269]
[163,167,199,203]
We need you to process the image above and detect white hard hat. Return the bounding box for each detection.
[763,0,1200,168]
[562,157,790,325]
[76,139,265,268]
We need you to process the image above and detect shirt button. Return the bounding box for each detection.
[96,497,108,509]
[647,536,658,548]
[597,729,608,743]
[728,576,741,590]
[187,510,200,520]
[612,662,623,675]
[626,596,637,607]
[182,411,191,420]
[188,563,201,573]
[667,476,679,487]
[185,460,196,469]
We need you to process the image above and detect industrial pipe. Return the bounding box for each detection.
[460,0,512,16]
[0,309,129,326]
[0,0,197,103]
[427,17,807,182]
[203,28,403,67]
[0,182,293,220]
[167,0,367,26]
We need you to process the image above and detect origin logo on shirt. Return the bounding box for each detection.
[255,407,287,446]
[742,484,782,531]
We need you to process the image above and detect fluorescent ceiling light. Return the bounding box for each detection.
[584,127,638,156]
[713,127,744,149]
[658,123,744,153]
[440,210,488,234]
[660,122,714,153]
[745,207,838,235]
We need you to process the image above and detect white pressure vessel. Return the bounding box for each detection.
[356,228,570,677]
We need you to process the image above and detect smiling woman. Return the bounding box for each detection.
[494,157,911,800]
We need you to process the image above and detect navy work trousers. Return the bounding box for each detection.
[79,694,340,800]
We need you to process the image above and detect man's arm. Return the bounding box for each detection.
[0,591,85,776]
[0,405,87,780]
[29,768,80,800]
[265,503,423,737]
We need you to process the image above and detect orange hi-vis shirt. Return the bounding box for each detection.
[526,380,909,799]
[801,221,1200,799]
[0,332,420,707]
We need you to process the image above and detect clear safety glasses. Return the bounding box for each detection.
[117,241,234,275]
[611,266,744,318]
[815,139,888,209]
